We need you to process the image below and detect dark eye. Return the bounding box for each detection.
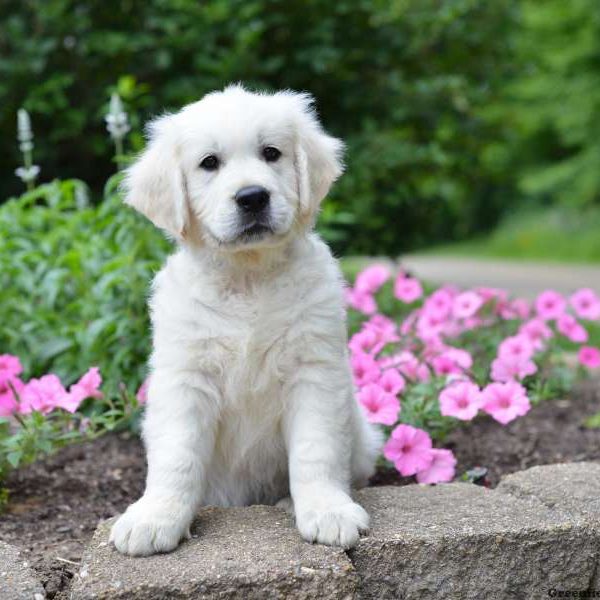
[200,155,219,171]
[262,146,281,162]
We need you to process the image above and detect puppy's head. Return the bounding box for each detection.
[123,85,343,250]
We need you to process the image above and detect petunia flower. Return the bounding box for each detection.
[570,288,600,321]
[491,354,537,382]
[578,346,600,369]
[0,377,24,416]
[349,329,382,356]
[394,274,423,303]
[345,288,377,315]
[556,314,588,343]
[416,449,457,484]
[423,288,454,320]
[0,354,23,383]
[358,384,400,425]
[519,318,553,351]
[481,381,531,425]
[452,291,484,320]
[378,368,405,396]
[354,264,391,295]
[383,424,434,476]
[19,375,68,415]
[535,290,566,320]
[351,352,381,387]
[498,335,535,362]
[439,381,482,421]
[136,378,149,404]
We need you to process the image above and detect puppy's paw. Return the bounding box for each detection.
[296,501,369,549]
[110,497,192,556]
[275,496,295,515]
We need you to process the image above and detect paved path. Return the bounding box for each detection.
[401,255,600,298]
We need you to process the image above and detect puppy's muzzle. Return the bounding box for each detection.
[235,186,270,215]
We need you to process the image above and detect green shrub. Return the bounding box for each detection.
[0,177,170,393]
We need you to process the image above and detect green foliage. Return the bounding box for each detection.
[0,0,518,255]
[488,0,600,208]
[0,177,170,393]
[427,207,600,263]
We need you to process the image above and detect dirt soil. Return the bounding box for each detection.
[1,379,599,598]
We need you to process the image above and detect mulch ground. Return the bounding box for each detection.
[1,379,599,598]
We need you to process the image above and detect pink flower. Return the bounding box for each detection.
[351,352,380,387]
[498,335,535,361]
[358,384,400,425]
[364,314,399,344]
[423,289,453,320]
[431,354,461,377]
[136,379,149,404]
[349,329,382,355]
[345,288,377,315]
[383,424,434,476]
[570,288,600,321]
[431,348,473,377]
[19,375,68,415]
[56,367,103,413]
[491,354,537,382]
[0,377,24,416]
[416,449,457,484]
[0,354,23,383]
[477,287,508,304]
[481,381,531,425]
[394,274,423,304]
[389,352,430,382]
[378,368,405,395]
[439,381,482,421]
[452,291,483,319]
[535,290,566,320]
[355,264,391,295]
[499,298,531,320]
[578,346,600,369]
[556,314,588,343]
[519,318,553,351]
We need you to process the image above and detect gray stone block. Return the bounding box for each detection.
[0,540,45,600]
[352,483,597,600]
[70,505,357,599]
[498,462,600,524]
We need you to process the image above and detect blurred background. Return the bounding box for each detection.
[2,0,599,263]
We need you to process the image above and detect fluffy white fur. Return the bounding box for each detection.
[109,85,382,556]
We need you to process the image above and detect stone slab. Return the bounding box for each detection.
[498,462,600,525]
[70,505,357,599]
[352,483,597,600]
[0,540,45,600]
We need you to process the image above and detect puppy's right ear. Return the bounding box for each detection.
[122,115,188,239]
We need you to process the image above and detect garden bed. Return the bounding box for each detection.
[1,379,598,599]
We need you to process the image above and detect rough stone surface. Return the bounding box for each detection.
[70,505,357,599]
[352,483,597,600]
[498,461,600,525]
[0,540,45,600]
[72,464,600,600]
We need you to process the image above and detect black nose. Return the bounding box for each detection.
[235,186,270,213]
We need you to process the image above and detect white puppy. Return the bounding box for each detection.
[110,85,382,556]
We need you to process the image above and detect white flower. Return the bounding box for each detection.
[15,165,40,183]
[105,93,130,141]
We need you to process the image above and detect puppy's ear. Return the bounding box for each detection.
[122,115,188,239]
[292,94,344,220]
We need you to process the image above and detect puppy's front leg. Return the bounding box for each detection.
[110,374,216,556]
[285,377,369,549]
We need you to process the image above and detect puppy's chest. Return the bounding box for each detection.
[190,287,299,396]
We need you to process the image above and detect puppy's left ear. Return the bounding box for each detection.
[292,94,345,220]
